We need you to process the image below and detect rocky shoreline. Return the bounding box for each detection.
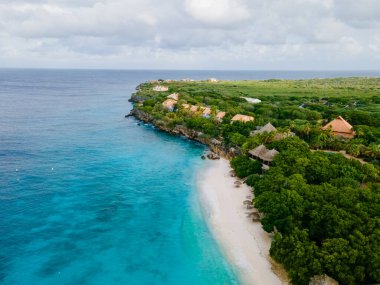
[127,107,240,160]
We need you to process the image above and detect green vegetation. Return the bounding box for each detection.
[135,78,380,163]
[230,156,262,178]
[133,78,380,284]
[248,137,380,285]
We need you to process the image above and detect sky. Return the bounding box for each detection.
[0,0,379,70]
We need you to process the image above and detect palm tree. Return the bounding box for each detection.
[262,132,275,144]
[315,132,330,150]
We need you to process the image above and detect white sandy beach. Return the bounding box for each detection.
[198,158,288,285]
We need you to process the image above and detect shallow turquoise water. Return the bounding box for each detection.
[0,70,238,285]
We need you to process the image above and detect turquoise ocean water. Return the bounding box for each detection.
[1,69,379,285]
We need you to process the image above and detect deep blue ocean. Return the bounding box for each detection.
[1,69,379,285]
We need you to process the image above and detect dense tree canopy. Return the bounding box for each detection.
[244,137,380,285]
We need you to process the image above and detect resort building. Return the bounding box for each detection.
[248,145,279,165]
[202,107,212,118]
[167,93,179,100]
[208,78,219,82]
[162,99,177,111]
[322,116,356,139]
[243,97,262,104]
[251,122,295,141]
[190,105,199,112]
[216,111,226,122]
[251,122,277,136]
[231,114,254,123]
[153,85,169,92]
[181,103,226,121]
[182,104,201,113]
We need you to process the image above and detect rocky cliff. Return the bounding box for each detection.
[129,108,239,160]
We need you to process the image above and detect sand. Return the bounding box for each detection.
[198,158,288,285]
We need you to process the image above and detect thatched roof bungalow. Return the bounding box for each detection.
[249,144,266,158]
[251,122,277,136]
[251,122,295,141]
[231,114,254,123]
[248,144,279,165]
[322,116,356,138]
[261,149,279,162]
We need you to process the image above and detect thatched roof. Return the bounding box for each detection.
[231,114,254,123]
[252,123,277,136]
[260,123,277,133]
[322,116,355,136]
[249,144,267,157]
[261,149,279,162]
[249,144,279,162]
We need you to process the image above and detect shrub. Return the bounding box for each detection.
[231,156,262,178]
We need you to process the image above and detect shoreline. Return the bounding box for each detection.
[197,158,288,285]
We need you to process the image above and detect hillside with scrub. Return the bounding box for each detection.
[130,77,380,285]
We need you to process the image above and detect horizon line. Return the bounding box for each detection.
[1,67,380,72]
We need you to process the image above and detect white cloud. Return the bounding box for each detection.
[333,0,380,28]
[185,0,250,26]
[0,0,379,69]
[339,37,363,55]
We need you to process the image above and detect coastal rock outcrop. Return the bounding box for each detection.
[129,92,148,103]
[130,108,238,159]
[206,152,220,160]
